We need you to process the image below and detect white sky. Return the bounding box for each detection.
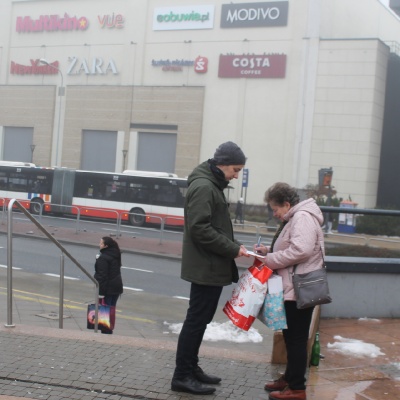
[165,317,390,360]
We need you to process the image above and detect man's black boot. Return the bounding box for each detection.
[193,366,221,384]
[171,376,216,395]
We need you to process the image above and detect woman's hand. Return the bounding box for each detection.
[253,243,268,256]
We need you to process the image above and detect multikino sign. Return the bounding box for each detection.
[221,1,288,28]
[153,5,215,30]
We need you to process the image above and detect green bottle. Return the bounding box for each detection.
[310,332,321,366]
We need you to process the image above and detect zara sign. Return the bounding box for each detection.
[67,57,118,75]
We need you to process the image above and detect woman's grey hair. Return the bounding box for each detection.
[264,182,300,207]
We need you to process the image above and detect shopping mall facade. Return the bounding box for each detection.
[1,0,400,208]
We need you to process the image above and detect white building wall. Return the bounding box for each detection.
[311,39,389,207]
[2,0,400,207]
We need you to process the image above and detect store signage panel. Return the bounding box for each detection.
[153,5,214,30]
[16,14,89,32]
[218,54,286,78]
[98,13,124,29]
[220,1,288,28]
[67,57,119,75]
[10,59,59,75]
[152,56,208,73]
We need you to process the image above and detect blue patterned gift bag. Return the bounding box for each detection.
[257,274,287,331]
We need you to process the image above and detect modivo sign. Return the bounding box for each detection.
[221,1,288,28]
[218,54,286,78]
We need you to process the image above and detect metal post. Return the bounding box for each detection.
[59,254,64,329]
[325,184,332,234]
[39,59,64,166]
[160,218,165,245]
[30,144,36,163]
[122,149,128,171]
[6,199,15,327]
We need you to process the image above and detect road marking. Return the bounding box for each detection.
[123,286,144,292]
[102,228,142,236]
[0,288,155,324]
[0,264,22,270]
[43,273,79,280]
[122,266,153,273]
[173,296,189,301]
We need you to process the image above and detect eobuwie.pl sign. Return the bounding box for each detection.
[220,1,288,28]
[153,5,214,30]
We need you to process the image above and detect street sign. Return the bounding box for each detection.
[319,168,333,187]
[242,168,249,188]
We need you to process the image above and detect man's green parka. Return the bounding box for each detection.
[181,160,240,286]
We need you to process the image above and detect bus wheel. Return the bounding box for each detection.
[30,199,43,215]
[129,208,145,227]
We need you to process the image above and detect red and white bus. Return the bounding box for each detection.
[0,162,187,227]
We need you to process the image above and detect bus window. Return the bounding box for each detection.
[153,184,180,206]
[9,173,28,192]
[126,182,151,204]
[0,173,7,189]
[27,172,52,194]
[104,180,126,201]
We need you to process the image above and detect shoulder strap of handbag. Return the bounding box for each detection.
[292,216,325,275]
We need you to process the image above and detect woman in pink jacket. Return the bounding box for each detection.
[254,182,325,400]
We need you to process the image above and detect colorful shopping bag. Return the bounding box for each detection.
[87,302,116,331]
[258,274,287,331]
[223,258,273,331]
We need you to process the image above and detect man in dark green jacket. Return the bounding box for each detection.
[171,141,249,395]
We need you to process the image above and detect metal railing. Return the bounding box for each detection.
[5,199,100,331]
[319,206,400,217]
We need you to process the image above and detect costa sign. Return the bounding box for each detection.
[220,1,288,28]
[16,14,89,32]
[218,54,286,78]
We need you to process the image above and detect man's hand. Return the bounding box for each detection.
[236,245,250,258]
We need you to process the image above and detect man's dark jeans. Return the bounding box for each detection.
[173,283,223,380]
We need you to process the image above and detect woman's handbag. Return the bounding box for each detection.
[292,248,332,309]
[223,258,273,331]
[257,274,287,330]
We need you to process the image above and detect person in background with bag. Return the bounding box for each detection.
[94,236,123,334]
[234,197,244,224]
[254,182,325,400]
[171,141,249,395]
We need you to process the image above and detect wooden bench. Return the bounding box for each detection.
[271,305,321,365]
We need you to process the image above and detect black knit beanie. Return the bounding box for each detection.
[213,141,246,165]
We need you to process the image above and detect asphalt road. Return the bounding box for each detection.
[0,235,240,307]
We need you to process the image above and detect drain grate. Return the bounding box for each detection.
[36,312,71,320]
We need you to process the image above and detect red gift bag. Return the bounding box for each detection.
[223,258,273,331]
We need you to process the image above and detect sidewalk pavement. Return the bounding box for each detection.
[0,220,399,399]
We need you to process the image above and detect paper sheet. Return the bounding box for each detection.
[246,251,265,259]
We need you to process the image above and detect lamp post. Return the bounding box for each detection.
[122,149,128,171]
[39,58,64,166]
[30,144,36,163]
